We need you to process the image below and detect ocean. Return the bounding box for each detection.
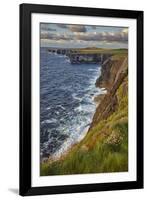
[40,47,105,160]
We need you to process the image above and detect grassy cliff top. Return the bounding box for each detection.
[78,48,128,55]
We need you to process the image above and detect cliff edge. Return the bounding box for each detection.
[41,53,128,175]
[90,55,128,130]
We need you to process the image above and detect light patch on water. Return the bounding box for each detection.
[51,122,90,160]
[56,105,66,110]
[41,119,57,124]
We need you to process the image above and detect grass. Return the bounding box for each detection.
[77,48,128,55]
[41,70,128,176]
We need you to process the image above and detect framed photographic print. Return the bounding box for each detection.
[19,3,144,196]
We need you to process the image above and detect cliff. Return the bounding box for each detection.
[90,55,128,129]
[41,53,128,176]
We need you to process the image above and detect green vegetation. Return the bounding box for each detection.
[77,48,128,55]
[41,74,128,176]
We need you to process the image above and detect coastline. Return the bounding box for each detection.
[42,63,104,163]
[41,52,128,175]
[40,50,102,162]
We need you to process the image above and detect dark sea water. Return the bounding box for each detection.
[40,47,105,160]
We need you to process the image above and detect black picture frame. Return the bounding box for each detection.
[19,3,144,196]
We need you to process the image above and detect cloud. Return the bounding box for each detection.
[56,24,67,28]
[47,28,56,31]
[56,24,87,32]
[40,28,128,43]
[67,25,87,32]
[122,28,128,34]
[40,32,72,40]
[74,30,128,42]
[88,25,97,29]
[40,24,56,31]
[40,31,56,39]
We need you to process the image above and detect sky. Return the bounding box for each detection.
[40,23,128,49]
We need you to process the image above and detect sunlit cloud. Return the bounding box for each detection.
[67,25,87,32]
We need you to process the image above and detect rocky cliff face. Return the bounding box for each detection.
[89,55,128,130]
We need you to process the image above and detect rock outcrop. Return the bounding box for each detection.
[89,55,128,130]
